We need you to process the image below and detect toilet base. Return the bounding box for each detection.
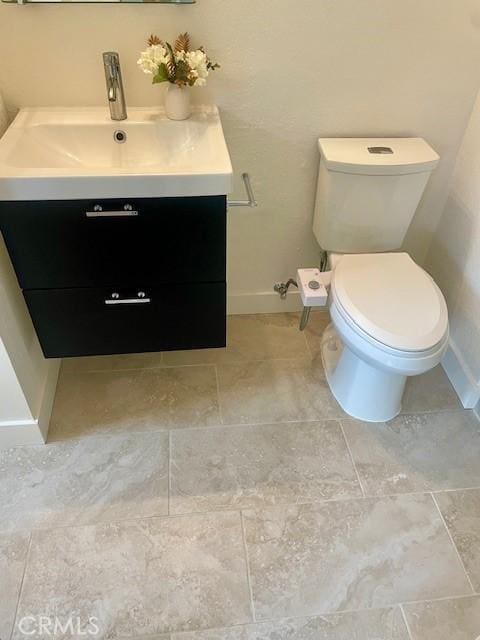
[321,324,406,423]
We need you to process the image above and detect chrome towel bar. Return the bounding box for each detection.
[228,173,258,209]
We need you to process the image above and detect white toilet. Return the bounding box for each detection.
[312,137,449,422]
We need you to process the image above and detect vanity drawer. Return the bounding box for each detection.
[0,196,226,289]
[24,282,226,358]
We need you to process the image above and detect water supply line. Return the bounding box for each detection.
[274,250,332,332]
[273,279,312,330]
[273,279,298,300]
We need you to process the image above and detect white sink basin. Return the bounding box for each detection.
[0,106,233,200]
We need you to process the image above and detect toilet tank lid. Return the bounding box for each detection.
[318,138,440,176]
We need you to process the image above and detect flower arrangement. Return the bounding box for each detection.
[137,33,219,88]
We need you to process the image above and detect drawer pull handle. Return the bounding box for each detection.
[105,297,151,305]
[86,204,138,218]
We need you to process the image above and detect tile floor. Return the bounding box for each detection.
[1,312,480,640]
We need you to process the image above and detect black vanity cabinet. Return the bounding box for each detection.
[0,196,227,358]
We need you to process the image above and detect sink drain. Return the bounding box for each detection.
[113,129,127,144]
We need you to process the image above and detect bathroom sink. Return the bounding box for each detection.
[0,106,233,200]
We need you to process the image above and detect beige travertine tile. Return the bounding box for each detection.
[435,488,480,591]
[163,313,309,366]
[170,421,361,514]
[0,531,30,640]
[61,351,164,373]
[0,432,169,532]
[243,494,472,621]
[48,365,221,440]
[14,512,252,638]
[342,411,480,495]
[217,358,343,425]
[402,365,462,413]
[172,607,409,639]
[403,596,480,640]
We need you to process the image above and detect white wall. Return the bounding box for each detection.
[0,235,49,418]
[0,234,60,445]
[427,90,480,408]
[0,0,480,312]
[0,340,32,421]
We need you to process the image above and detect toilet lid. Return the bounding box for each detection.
[332,253,449,352]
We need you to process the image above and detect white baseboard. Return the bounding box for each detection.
[474,399,480,422]
[442,340,480,409]
[228,290,302,315]
[0,360,60,448]
[0,419,47,448]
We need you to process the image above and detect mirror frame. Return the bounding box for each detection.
[2,0,195,4]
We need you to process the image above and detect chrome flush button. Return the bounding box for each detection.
[368,146,394,154]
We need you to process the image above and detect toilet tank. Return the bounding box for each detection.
[312,138,440,253]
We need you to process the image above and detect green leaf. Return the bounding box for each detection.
[152,63,169,85]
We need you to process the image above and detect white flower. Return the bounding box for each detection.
[186,49,209,86]
[137,40,216,88]
[137,44,169,75]
[175,50,187,63]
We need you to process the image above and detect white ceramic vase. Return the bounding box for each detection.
[164,84,191,121]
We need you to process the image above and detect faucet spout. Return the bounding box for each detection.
[103,52,127,121]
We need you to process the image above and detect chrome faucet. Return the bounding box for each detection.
[103,52,127,121]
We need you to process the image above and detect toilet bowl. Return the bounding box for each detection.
[321,252,449,422]
[311,136,446,422]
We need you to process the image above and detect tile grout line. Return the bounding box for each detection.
[45,417,334,446]
[239,511,256,624]
[339,421,366,497]
[397,592,480,607]
[167,430,172,516]
[9,531,33,640]
[60,355,319,376]
[60,360,218,375]
[430,492,477,595]
[41,405,473,448]
[218,592,480,633]
[3,487,437,537]
[171,591,480,638]
[400,604,414,640]
[5,486,480,538]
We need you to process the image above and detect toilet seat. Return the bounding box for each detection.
[331,253,449,353]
